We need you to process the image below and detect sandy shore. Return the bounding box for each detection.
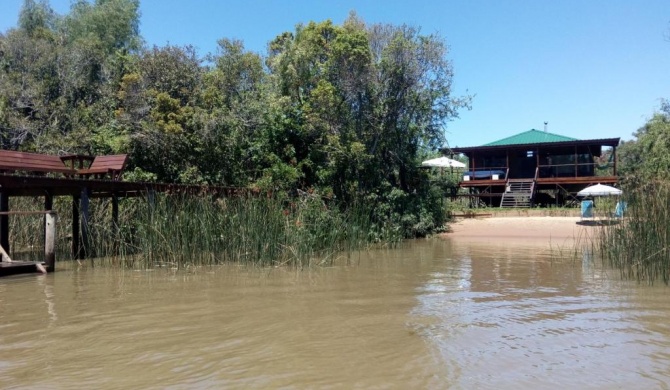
[440,216,602,247]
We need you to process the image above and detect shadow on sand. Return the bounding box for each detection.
[576,219,621,227]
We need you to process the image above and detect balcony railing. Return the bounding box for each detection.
[461,163,616,182]
[537,162,615,179]
[462,167,508,181]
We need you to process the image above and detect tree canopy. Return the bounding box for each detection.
[618,101,670,181]
[1,2,472,236]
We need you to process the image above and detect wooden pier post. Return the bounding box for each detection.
[44,211,56,271]
[80,188,90,260]
[147,188,156,208]
[112,193,119,254]
[0,192,9,256]
[72,188,91,260]
[72,195,80,259]
[44,190,52,249]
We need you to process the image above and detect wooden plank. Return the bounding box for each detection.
[0,163,75,173]
[72,195,80,259]
[44,212,56,272]
[0,261,46,277]
[79,188,90,260]
[0,244,12,262]
[90,155,127,168]
[0,210,54,215]
[0,193,8,255]
[0,150,77,174]
[77,168,114,174]
[77,154,127,180]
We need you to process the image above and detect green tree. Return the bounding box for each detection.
[63,0,141,55]
[618,102,670,180]
[18,0,57,38]
[265,15,469,236]
[125,44,203,183]
[1,6,470,237]
[0,0,141,155]
[198,38,268,186]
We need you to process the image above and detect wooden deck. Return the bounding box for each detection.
[0,261,47,277]
[454,175,620,208]
[0,172,250,276]
[0,173,243,198]
[458,175,618,188]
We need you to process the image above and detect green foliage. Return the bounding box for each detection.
[63,0,141,55]
[18,0,57,38]
[1,6,471,238]
[618,102,670,180]
[598,179,670,284]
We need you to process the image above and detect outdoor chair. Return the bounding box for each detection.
[580,200,594,219]
[613,200,627,218]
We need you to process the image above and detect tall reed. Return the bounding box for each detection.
[598,179,670,284]
[4,191,396,269]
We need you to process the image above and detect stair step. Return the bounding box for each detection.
[501,179,535,208]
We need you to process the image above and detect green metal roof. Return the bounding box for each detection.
[483,129,578,147]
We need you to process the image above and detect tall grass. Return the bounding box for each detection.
[6,193,382,268]
[598,179,670,284]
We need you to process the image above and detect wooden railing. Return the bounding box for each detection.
[462,166,508,181]
[537,162,615,179]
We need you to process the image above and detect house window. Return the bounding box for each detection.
[526,150,534,158]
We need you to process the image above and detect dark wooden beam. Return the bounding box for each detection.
[72,195,80,259]
[0,192,8,256]
[80,188,90,261]
[112,193,119,255]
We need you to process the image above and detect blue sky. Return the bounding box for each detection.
[1,0,669,148]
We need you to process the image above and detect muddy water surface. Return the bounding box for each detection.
[1,239,669,389]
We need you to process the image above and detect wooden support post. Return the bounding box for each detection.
[44,191,52,250]
[0,192,9,257]
[72,195,80,259]
[147,189,156,208]
[44,192,53,211]
[506,151,509,176]
[112,193,119,230]
[44,211,56,272]
[80,188,90,260]
[112,193,119,254]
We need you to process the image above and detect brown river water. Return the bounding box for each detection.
[1,238,670,389]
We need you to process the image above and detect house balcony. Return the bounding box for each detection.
[459,162,617,188]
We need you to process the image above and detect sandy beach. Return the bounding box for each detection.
[440,216,602,247]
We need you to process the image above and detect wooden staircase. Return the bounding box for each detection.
[500,179,535,208]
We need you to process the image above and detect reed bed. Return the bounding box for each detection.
[5,193,379,269]
[597,179,670,284]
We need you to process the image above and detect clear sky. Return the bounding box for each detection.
[1,0,669,148]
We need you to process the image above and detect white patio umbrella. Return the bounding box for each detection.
[577,183,622,197]
[421,157,466,168]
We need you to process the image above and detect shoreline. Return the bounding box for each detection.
[439,216,603,247]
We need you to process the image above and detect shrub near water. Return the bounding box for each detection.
[598,179,670,284]
[85,194,375,269]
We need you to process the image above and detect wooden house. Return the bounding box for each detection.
[446,129,620,207]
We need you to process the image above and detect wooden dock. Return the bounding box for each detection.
[0,172,249,277]
[0,152,246,277]
[0,261,48,277]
